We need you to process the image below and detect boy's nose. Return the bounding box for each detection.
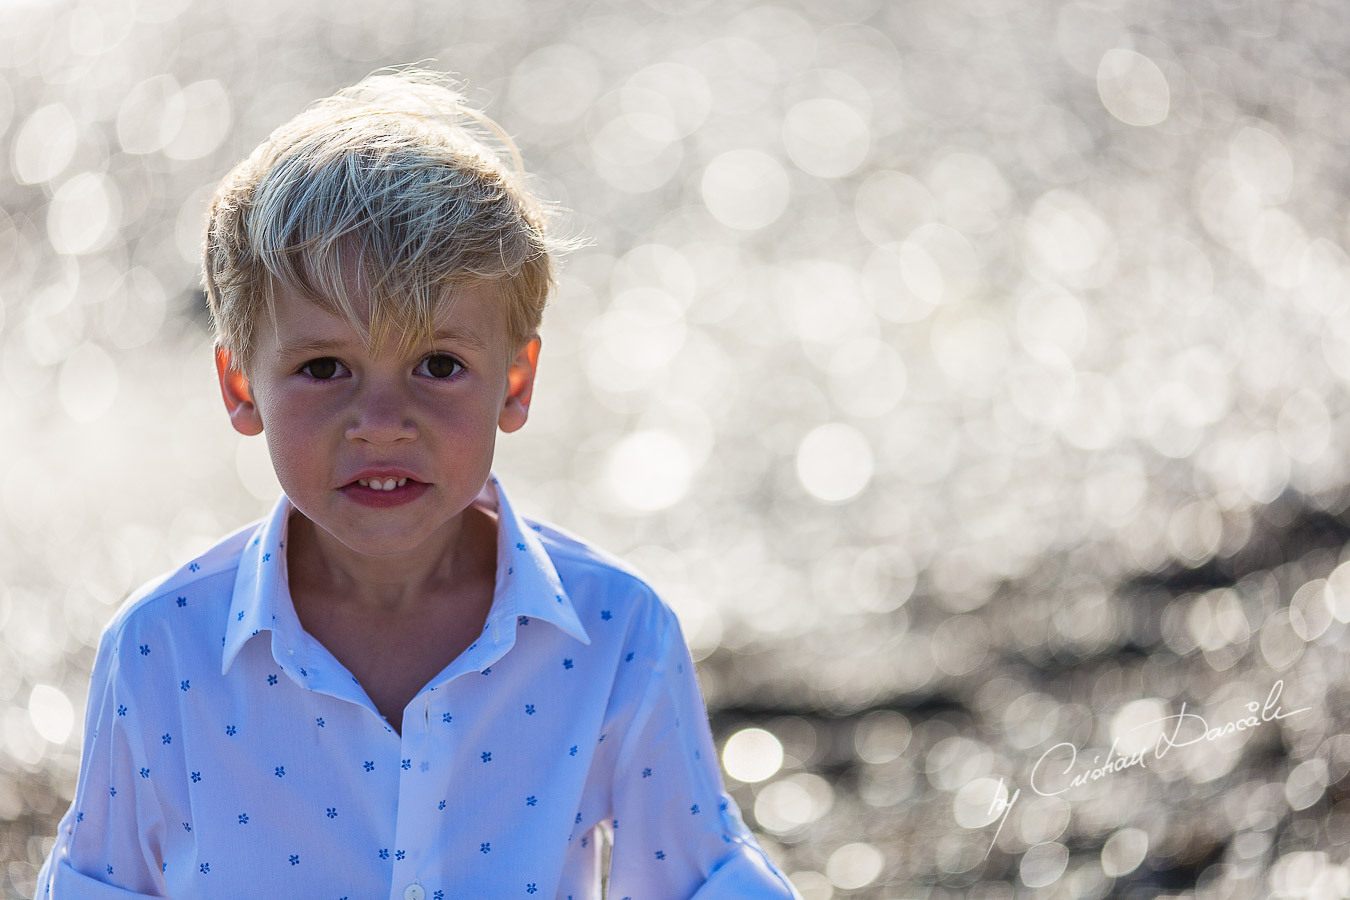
[345,386,417,445]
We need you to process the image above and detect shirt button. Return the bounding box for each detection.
[404,885,425,900]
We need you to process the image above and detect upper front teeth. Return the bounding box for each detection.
[358,477,407,491]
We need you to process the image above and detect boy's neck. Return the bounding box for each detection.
[284,504,500,732]
[284,505,497,614]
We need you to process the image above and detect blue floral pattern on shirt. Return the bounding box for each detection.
[36,476,795,899]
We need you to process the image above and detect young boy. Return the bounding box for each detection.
[39,71,799,899]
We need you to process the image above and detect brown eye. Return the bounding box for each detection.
[302,358,341,379]
[418,354,463,379]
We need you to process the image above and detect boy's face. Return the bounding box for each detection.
[214,282,539,561]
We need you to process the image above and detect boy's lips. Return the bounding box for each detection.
[339,472,430,508]
[342,468,423,488]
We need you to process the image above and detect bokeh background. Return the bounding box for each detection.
[4,0,1350,897]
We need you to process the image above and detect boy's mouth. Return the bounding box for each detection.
[356,477,408,491]
[341,475,429,507]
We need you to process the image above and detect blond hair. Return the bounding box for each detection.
[204,69,562,370]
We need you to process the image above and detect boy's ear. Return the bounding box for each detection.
[214,346,264,437]
[498,336,541,434]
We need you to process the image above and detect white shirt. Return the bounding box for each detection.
[39,475,798,899]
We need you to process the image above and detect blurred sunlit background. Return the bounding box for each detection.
[4,0,1350,896]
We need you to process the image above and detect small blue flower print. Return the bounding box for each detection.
[563,659,573,670]
[191,771,201,783]
[176,597,186,607]
[625,652,634,662]
[719,800,728,811]
[481,751,492,763]
[655,851,665,860]
[395,850,405,861]
[189,562,199,572]
[199,862,209,874]
[435,892,444,900]
[401,759,411,770]
[527,885,538,894]
[691,804,700,814]
[225,725,236,736]
[316,717,324,727]
[438,800,446,810]
[575,813,582,824]
[182,822,192,832]
[364,761,375,772]
[238,814,248,824]
[275,766,285,777]
[515,542,525,551]
[480,843,491,854]
[139,645,150,656]
[106,865,113,875]
[180,680,190,691]
[379,849,389,860]
[109,786,116,797]
[162,733,172,745]
[526,796,537,806]
[262,552,271,562]
[420,760,429,772]
[300,667,308,677]
[442,713,453,724]
[327,807,337,818]
[76,812,83,822]
[267,674,278,686]
[289,854,299,866]
[237,610,244,621]
[518,615,528,625]
[569,746,578,756]
[582,836,589,848]
[601,610,612,620]
[139,768,149,779]
[525,704,535,715]
[117,704,127,716]
[642,768,652,778]
[481,666,491,675]
[556,594,564,604]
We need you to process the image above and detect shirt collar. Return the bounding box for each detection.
[480,473,589,646]
[222,473,589,675]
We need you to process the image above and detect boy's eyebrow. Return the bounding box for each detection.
[277,327,489,357]
[430,327,489,353]
[276,337,350,357]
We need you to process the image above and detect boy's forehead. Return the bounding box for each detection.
[259,279,507,356]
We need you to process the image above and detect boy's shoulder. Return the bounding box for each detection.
[525,510,681,600]
[527,515,647,586]
[98,517,260,648]
[520,512,676,624]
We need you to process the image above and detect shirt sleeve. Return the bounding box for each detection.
[38,625,168,898]
[606,610,800,899]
